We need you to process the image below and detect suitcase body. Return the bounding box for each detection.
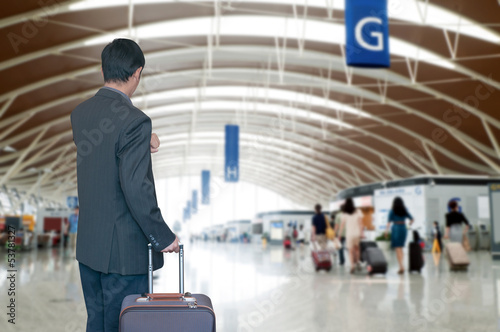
[120,293,215,332]
[409,242,424,273]
[445,242,470,271]
[311,242,332,271]
[119,244,216,331]
[360,241,378,263]
[364,247,387,275]
[283,238,292,249]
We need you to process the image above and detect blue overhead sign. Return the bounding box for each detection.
[192,190,198,214]
[225,125,239,182]
[202,170,210,205]
[67,196,78,209]
[345,0,390,68]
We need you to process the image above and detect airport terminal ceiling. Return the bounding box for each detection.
[0,0,499,207]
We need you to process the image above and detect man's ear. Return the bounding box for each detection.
[133,66,143,81]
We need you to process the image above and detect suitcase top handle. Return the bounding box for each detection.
[147,243,185,297]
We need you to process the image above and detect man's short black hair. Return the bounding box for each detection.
[315,204,321,212]
[101,39,145,83]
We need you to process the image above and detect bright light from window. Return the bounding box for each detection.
[70,0,500,44]
[145,100,354,130]
[83,15,457,70]
[134,86,366,122]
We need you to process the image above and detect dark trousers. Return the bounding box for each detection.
[79,263,148,332]
[338,237,346,265]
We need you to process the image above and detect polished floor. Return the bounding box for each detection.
[1,241,499,332]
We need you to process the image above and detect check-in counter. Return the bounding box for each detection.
[478,223,491,250]
[467,224,479,251]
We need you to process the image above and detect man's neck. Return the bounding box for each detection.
[104,82,133,98]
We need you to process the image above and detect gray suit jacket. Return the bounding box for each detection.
[71,88,175,275]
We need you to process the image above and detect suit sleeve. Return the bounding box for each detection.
[117,115,176,252]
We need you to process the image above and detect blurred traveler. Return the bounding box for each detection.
[444,200,470,243]
[334,204,346,265]
[297,224,305,245]
[385,197,414,274]
[68,206,79,256]
[71,38,179,332]
[338,198,364,274]
[432,221,443,252]
[311,204,327,250]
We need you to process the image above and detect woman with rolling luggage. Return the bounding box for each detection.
[338,198,364,274]
[385,197,414,274]
[444,200,470,242]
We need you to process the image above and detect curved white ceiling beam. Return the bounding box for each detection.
[83,16,456,70]
[152,135,378,186]
[2,0,498,44]
[149,113,481,176]
[0,90,491,183]
[144,93,498,173]
[1,63,497,169]
[153,156,333,198]
[5,13,498,94]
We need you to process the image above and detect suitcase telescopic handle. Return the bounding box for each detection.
[147,242,185,295]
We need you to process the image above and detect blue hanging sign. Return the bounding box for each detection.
[345,0,390,68]
[192,190,198,214]
[202,170,210,205]
[225,125,239,182]
[185,201,191,220]
[67,196,78,209]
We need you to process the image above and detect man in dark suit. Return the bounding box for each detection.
[71,38,179,332]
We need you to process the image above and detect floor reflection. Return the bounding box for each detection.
[1,242,499,331]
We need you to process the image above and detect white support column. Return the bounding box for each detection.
[415,0,430,24]
[350,166,362,185]
[339,45,354,85]
[320,60,332,100]
[380,156,394,179]
[292,0,308,56]
[0,95,16,119]
[482,118,500,158]
[0,115,29,142]
[274,28,288,85]
[213,0,222,47]
[0,128,47,187]
[452,128,500,173]
[377,75,388,104]
[422,141,442,174]
[405,56,419,84]
[325,0,335,19]
[18,136,61,172]
[402,147,432,175]
[354,96,364,111]
[128,0,134,38]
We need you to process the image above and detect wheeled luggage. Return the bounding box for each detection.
[364,247,387,275]
[360,241,378,263]
[445,242,470,271]
[119,244,216,332]
[409,230,425,273]
[311,241,332,272]
[409,243,424,273]
[283,236,292,249]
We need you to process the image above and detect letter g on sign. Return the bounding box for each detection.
[355,17,384,51]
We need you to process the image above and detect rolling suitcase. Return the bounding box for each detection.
[283,236,292,249]
[409,230,425,273]
[445,242,470,271]
[364,247,388,275]
[119,244,216,332]
[311,241,332,272]
[360,241,378,263]
[409,242,424,273]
